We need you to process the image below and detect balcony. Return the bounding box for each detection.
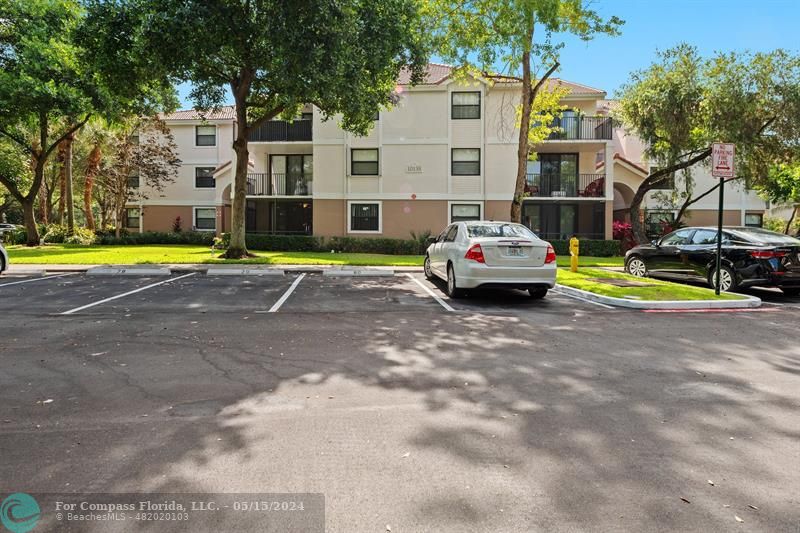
[546,116,612,140]
[525,173,605,198]
[247,173,313,196]
[247,119,312,142]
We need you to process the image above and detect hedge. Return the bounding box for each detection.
[549,239,620,257]
[96,231,216,246]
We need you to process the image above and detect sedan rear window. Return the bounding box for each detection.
[466,223,536,239]
[729,228,800,246]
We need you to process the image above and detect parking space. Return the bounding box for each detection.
[8,270,800,317]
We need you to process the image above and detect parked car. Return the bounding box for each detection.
[424,221,557,299]
[625,226,800,295]
[0,241,7,274]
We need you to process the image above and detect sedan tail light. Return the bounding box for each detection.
[750,250,787,259]
[464,244,485,263]
[544,244,557,264]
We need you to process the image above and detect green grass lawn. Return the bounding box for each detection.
[6,244,423,266]
[556,267,745,301]
[6,244,625,268]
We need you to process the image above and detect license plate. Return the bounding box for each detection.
[507,247,523,257]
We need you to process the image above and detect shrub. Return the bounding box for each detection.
[327,236,421,255]
[548,239,620,257]
[41,224,69,243]
[3,225,27,245]
[240,233,321,252]
[96,231,215,246]
[63,227,97,245]
[172,216,183,233]
[612,221,637,253]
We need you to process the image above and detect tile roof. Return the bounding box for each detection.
[397,62,453,85]
[161,106,236,121]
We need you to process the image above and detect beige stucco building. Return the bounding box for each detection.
[124,64,767,240]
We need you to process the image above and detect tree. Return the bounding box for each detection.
[755,164,800,234]
[617,45,800,243]
[84,0,429,257]
[428,0,622,222]
[92,117,181,237]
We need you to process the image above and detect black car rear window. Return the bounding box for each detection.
[728,228,800,246]
[466,223,536,239]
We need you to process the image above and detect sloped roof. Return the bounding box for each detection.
[397,62,454,85]
[161,106,236,121]
[488,75,605,96]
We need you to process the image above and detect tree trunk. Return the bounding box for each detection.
[57,140,67,223]
[786,205,798,235]
[38,180,48,225]
[630,148,713,243]
[21,197,39,245]
[64,131,75,234]
[510,24,534,224]
[84,144,101,231]
[225,73,253,258]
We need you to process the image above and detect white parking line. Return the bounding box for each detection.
[405,273,455,312]
[268,273,306,313]
[60,273,196,315]
[551,288,616,309]
[0,272,77,287]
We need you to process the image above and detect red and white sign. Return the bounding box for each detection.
[712,143,735,178]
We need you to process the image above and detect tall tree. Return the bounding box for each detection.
[92,117,181,237]
[82,0,429,257]
[754,164,800,234]
[617,45,800,243]
[429,0,622,222]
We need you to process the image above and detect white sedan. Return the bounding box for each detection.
[424,221,557,299]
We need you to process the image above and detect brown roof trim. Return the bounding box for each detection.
[612,153,649,175]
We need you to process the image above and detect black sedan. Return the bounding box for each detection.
[625,226,800,294]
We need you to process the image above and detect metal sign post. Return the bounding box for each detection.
[711,143,735,295]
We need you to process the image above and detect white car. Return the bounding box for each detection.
[0,242,7,274]
[424,221,557,299]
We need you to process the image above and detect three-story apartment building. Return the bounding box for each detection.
[125,63,767,240]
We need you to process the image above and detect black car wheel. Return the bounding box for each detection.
[709,265,738,292]
[528,287,548,299]
[782,287,800,297]
[424,255,434,280]
[446,263,466,298]
[626,255,647,277]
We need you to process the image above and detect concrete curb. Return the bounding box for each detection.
[323,269,396,277]
[554,283,762,309]
[206,267,284,276]
[7,264,424,274]
[86,266,171,276]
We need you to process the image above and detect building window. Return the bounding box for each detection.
[451,148,480,175]
[194,207,216,231]
[195,167,216,188]
[127,172,139,189]
[452,92,480,119]
[195,125,216,146]
[349,202,380,232]
[744,213,763,227]
[351,149,379,176]
[451,204,481,223]
[645,210,675,238]
[125,208,140,229]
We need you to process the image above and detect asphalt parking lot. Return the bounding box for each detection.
[1,272,799,532]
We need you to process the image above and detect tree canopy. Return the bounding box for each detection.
[427,0,622,222]
[617,45,800,242]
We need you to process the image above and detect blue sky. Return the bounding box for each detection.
[176,0,800,108]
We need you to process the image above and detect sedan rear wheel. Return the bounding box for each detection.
[626,256,647,277]
[446,263,466,298]
[709,265,738,292]
[424,255,434,280]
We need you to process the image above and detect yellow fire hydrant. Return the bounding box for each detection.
[569,236,579,273]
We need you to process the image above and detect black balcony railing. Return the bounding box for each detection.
[546,116,612,140]
[247,173,313,196]
[525,173,605,197]
[247,119,312,142]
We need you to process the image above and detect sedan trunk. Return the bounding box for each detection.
[475,239,548,267]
